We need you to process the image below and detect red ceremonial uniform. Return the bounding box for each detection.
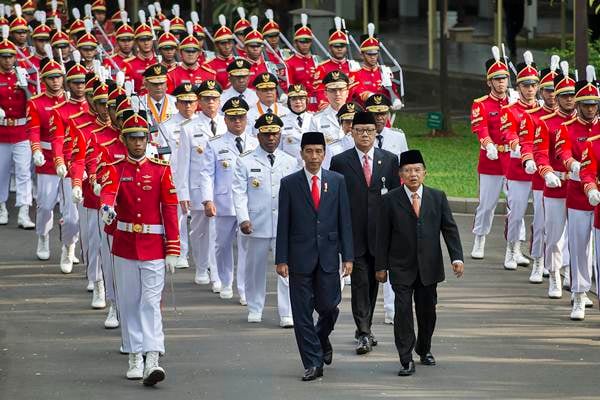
[48,99,89,174]
[555,116,600,211]
[100,156,180,260]
[122,54,157,94]
[520,105,555,190]
[285,53,318,111]
[501,100,537,181]
[246,56,269,88]
[350,65,399,106]
[96,142,127,235]
[313,58,351,109]
[533,110,577,198]
[27,91,67,175]
[18,53,43,94]
[205,55,235,90]
[0,69,28,144]
[166,64,216,93]
[103,53,131,77]
[470,93,509,175]
[580,134,600,228]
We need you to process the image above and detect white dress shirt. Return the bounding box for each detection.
[304,168,322,189]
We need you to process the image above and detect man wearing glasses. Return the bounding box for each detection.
[310,71,351,144]
[285,19,318,111]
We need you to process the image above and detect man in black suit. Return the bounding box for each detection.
[330,111,399,355]
[275,131,354,381]
[375,150,464,376]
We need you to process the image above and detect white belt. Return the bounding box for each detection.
[480,144,509,152]
[116,221,165,234]
[40,141,52,150]
[0,117,26,126]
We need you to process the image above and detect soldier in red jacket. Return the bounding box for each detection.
[100,108,179,387]
[500,52,539,271]
[122,12,156,94]
[166,27,215,93]
[285,17,318,112]
[242,22,268,88]
[0,29,34,230]
[470,47,510,260]
[533,67,577,299]
[205,16,236,90]
[554,69,600,320]
[103,12,135,78]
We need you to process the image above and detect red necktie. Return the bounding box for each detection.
[363,154,371,186]
[311,175,320,210]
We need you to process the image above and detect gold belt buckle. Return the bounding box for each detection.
[7,118,14,126]
[132,223,143,233]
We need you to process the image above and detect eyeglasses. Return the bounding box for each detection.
[353,127,376,135]
[401,167,425,174]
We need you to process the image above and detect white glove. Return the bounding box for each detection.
[524,160,537,175]
[32,150,46,166]
[485,143,498,160]
[93,182,102,196]
[588,189,600,206]
[570,161,581,178]
[100,205,117,225]
[0,107,5,120]
[278,93,288,104]
[15,67,28,87]
[391,97,403,111]
[512,144,521,157]
[165,255,178,274]
[56,164,67,178]
[544,172,561,188]
[72,186,83,203]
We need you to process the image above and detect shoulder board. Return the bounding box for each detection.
[30,93,43,100]
[587,134,600,142]
[91,126,105,134]
[209,134,223,141]
[201,64,216,74]
[52,100,67,109]
[525,106,541,114]
[109,156,126,165]
[563,118,577,126]
[328,138,341,145]
[123,56,135,62]
[501,104,511,110]
[69,110,84,119]
[102,138,118,147]
[76,121,93,129]
[150,157,170,166]
[540,112,556,121]
[284,54,294,62]
[318,59,329,67]
[240,149,253,157]
[473,95,488,103]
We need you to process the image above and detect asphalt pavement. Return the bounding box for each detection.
[1,200,599,400]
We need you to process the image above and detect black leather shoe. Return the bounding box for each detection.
[398,360,415,376]
[356,335,372,355]
[420,352,436,366]
[369,333,378,347]
[322,339,333,365]
[302,366,323,381]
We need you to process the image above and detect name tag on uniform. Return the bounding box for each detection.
[120,177,133,182]
[219,149,229,154]
[490,112,498,116]
[193,133,204,137]
[284,127,293,130]
[297,67,305,71]
[0,83,8,87]
[321,124,330,128]
[251,168,261,172]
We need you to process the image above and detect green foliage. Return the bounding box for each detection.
[547,39,600,71]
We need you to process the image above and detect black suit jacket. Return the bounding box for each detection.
[330,147,399,258]
[375,185,463,286]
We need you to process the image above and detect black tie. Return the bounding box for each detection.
[267,107,273,114]
[235,136,243,154]
[239,93,244,99]
[155,102,161,113]
[376,134,383,149]
[210,119,217,136]
[297,115,303,127]
[267,153,275,166]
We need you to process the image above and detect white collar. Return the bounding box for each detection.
[304,168,322,183]
[355,146,374,161]
[404,184,423,200]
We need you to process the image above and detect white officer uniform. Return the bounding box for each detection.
[309,105,343,144]
[280,110,313,164]
[198,131,258,298]
[246,101,289,135]
[177,111,226,288]
[233,146,299,322]
[221,86,259,108]
[141,93,178,158]
[323,134,354,169]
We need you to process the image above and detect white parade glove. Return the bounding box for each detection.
[15,67,28,87]
[93,182,102,196]
[512,144,521,157]
[485,143,498,160]
[0,107,5,120]
[279,93,288,104]
[391,97,403,111]
[101,205,117,225]
[72,186,83,203]
[32,150,46,166]
[524,160,537,175]
[165,255,178,274]
[570,161,581,180]
[544,172,561,188]
[56,164,67,178]
[588,189,600,206]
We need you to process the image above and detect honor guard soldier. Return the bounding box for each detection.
[49,18,72,63]
[10,5,33,61]
[309,70,350,144]
[519,57,560,282]
[554,67,600,320]
[166,22,216,93]
[177,80,225,290]
[28,12,52,94]
[0,27,34,229]
[103,10,135,77]
[221,59,259,106]
[77,20,100,70]
[322,102,361,169]
[122,11,156,94]
[206,15,236,90]
[189,12,209,65]
[470,47,510,260]
[168,5,186,43]
[285,14,318,112]
[29,48,79,266]
[262,9,289,92]
[100,108,179,387]
[247,73,290,135]
[68,10,86,44]
[242,18,268,87]
[233,8,250,58]
[198,97,258,302]
[233,113,298,327]
[21,0,36,22]
[500,51,540,271]
[280,84,313,163]
[156,20,179,72]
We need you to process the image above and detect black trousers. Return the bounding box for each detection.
[289,265,341,369]
[392,276,438,364]
[504,0,525,57]
[351,253,378,336]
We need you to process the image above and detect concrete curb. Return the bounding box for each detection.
[448,197,534,215]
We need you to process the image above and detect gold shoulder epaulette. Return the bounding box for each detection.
[77,121,93,129]
[540,112,556,121]
[474,94,488,103]
[52,100,67,109]
[101,137,117,146]
[123,56,135,62]
[501,104,511,110]
[150,157,170,166]
[202,64,216,74]
[318,59,329,67]
[563,118,577,126]
[587,134,600,142]
[30,93,43,100]
[69,110,84,119]
[526,106,542,114]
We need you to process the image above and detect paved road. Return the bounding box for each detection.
[1,200,599,400]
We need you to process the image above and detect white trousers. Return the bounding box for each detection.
[531,190,545,259]
[100,232,116,302]
[84,207,102,283]
[593,229,600,296]
[0,141,32,206]
[544,197,568,272]
[77,203,89,264]
[214,215,247,293]
[473,174,505,236]
[189,211,219,282]
[113,256,165,354]
[36,174,78,245]
[506,180,531,243]
[567,208,594,293]
[243,236,292,318]
[177,207,189,258]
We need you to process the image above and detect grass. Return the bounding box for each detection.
[393,112,480,198]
